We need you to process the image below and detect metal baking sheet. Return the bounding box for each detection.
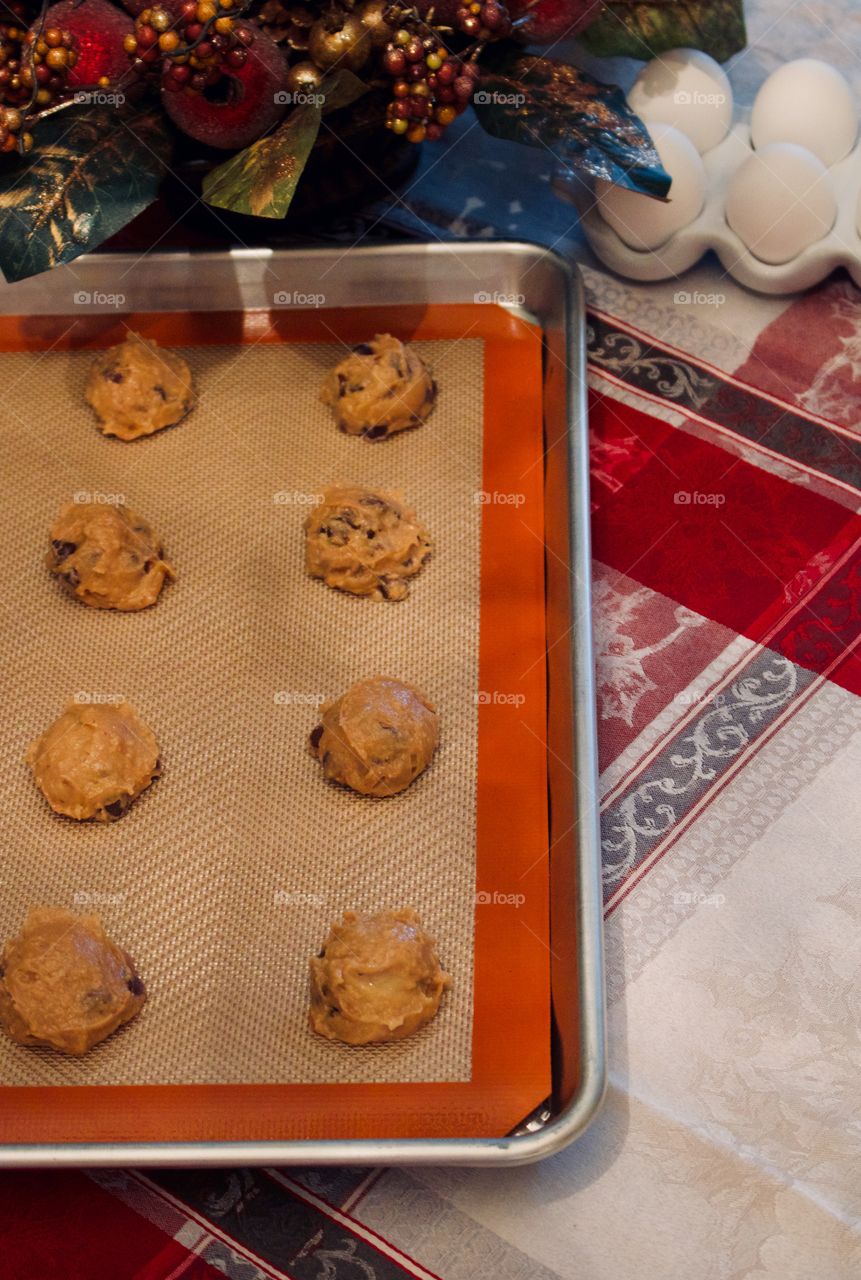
[0,242,604,1166]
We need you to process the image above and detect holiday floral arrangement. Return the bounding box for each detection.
[0,0,745,281]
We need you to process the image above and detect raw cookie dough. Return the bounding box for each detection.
[47,501,176,611]
[0,907,146,1056]
[85,332,195,440]
[304,485,431,601]
[310,908,451,1045]
[309,677,438,797]
[320,335,436,440]
[25,700,161,822]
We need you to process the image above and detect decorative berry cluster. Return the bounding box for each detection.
[0,6,33,110]
[383,27,479,142]
[125,0,252,94]
[0,101,30,150]
[0,5,75,150]
[454,0,511,39]
[0,0,517,162]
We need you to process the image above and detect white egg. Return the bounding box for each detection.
[751,59,857,167]
[725,142,837,264]
[628,48,733,154]
[595,123,706,251]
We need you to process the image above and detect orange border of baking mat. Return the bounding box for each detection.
[0,303,550,1143]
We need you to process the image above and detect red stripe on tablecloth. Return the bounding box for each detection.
[770,552,861,697]
[589,364,861,500]
[588,305,859,438]
[0,1170,221,1280]
[590,390,861,696]
[729,285,861,432]
[132,1240,225,1280]
[599,530,859,797]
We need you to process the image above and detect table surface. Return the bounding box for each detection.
[3,0,861,1275]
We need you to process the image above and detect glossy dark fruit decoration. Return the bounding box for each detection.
[42,0,134,88]
[161,19,289,149]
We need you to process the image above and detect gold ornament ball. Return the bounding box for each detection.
[358,0,393,48]
[308,14,370,72]
[285,59,324,93]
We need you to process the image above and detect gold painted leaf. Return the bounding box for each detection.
[202,102,321,219]
[0,101,172,283]
[581,0,746,63]
[202,70,370,220]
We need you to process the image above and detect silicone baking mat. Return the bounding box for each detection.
[0,304,550,1141]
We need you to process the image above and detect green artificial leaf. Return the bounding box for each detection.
[581,0,746,63]
[202,69,369,219]
[474,52,671,197]
[0,101,172,283]
[203,103,322,219]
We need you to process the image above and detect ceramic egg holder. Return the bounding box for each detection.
[580,120,861,296]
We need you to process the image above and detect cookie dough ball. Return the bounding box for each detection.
[25,700,161,822]
[0,907,146,1056]
[47,501,176,611]
[304,485,431,602]
[310,677,438,797]
[310,908,451,1045]
[85,332,195,441]
[320,335,436,440]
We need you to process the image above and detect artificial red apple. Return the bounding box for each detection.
[509,0,603,43]
[42,0,134,87]
[161,21,289,150]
